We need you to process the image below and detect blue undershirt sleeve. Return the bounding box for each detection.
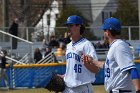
[129,68,140,79]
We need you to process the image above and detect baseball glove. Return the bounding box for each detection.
[136,90,140,93]
[45,74,65,92]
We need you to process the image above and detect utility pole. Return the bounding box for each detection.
[47,13,50,42]
[2,0,9,41]
[2,0,9,31]
[139,0,140,40]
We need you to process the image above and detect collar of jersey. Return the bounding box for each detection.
[72,37,84,46]
[109,39,118,48]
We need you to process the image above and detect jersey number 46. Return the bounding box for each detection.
[74,64,82,73]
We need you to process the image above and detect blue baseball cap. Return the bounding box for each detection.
[102,17,121,31]
[65,15,84,25]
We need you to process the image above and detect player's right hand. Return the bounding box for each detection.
[81,55,93,64]
[81,55,99,73]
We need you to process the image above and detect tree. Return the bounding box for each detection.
[55,6,97,40]
[113,0,138,40]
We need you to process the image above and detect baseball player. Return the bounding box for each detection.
[62,15,99,93]
[82,17,140,93]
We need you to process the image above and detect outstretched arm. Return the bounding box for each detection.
[81,55,104,73]
[132,79,140,92]
[83,60,99,73]
[129,68,140,92]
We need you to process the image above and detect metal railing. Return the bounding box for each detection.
[0,29,33,44]
[17,53,30,64]
[0,26,140,64]
[36,51,55,64]
[0,26,139,42]
[0,30,33,64]
[6,55,26,64]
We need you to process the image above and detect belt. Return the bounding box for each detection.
[110,90,132,93]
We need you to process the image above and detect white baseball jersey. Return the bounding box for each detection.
[104,39,136,92]
[64,37,98,88]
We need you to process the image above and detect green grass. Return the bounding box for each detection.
[0,85,107,93]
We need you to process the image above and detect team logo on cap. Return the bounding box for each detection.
[67,17,71,22]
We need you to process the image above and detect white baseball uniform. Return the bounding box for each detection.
[63,37,98,93]
[104,39,136,93]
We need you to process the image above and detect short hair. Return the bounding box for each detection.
[109,30,121,36]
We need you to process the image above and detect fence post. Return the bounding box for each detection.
[139,26,140,40]
[26,27,29,41]
[128,26,131,40]
[9,63,14,89]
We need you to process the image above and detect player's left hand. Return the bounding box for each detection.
[136,90,140,93]
[57,74,64,78]
[45,74,65,92]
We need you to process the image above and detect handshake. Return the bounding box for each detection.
[81,55,94,65]
[81,54,104,71]
[81,55,101,73]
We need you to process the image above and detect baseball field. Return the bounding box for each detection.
[0,85,107,93]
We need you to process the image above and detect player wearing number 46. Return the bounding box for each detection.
[61,15,99,93]
[82,17,140,93]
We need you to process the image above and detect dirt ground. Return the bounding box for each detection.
[0,85,107,93]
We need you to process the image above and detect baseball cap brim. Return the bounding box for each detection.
[64,22,74,25]
[100,24,107,31]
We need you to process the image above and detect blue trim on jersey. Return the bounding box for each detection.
[72,37,85,46]
[129,68,140,79]
[109,39,118,47]
[121,65,136,72]
[103,63,105,70]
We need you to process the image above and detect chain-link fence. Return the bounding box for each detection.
[0,26,139,61]
[19,26,140,42]
[0,26,139,42]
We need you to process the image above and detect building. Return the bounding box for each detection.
[35,0,61,41]
[65,0,117,39]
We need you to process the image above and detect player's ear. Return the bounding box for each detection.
[105,30,110,36]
